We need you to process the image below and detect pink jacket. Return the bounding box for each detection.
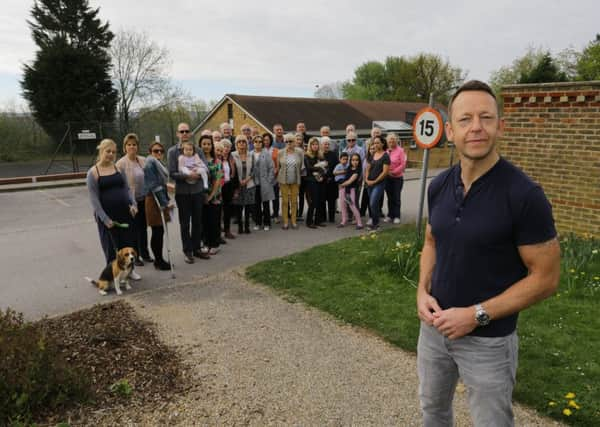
[387,146,407,178]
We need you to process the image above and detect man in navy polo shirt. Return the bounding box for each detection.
[416,80,560,427]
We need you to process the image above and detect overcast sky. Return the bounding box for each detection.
[1,0,599,108]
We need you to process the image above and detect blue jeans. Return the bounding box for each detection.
[367,182,385,226]
[417,322,518,427]
[385,176,404,220]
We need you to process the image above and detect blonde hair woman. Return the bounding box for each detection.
[276,133,304,229]
[231,135,256,234]
[86,139,139,279]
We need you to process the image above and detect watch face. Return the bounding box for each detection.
[477,311,490,326]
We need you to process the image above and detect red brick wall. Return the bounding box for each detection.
[501,82,600,237]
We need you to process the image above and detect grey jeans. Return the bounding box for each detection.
[417,322,518,427]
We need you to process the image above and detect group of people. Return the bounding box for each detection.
[84,79,564,426]
[86,120,408,271]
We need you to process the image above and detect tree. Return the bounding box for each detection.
[342,54,464,104]
[518,52,567,83]
[110,29,171,134]
[576,34,600,81]
[314,82,345,99]
[489,47,546,95]
[21,0,117,145]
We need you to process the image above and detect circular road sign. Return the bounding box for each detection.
[412,107,444,149]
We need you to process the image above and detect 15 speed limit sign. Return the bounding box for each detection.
[412,107,444,149]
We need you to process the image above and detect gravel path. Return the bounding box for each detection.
[86,270,565,426]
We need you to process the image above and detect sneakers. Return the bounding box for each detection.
[393,218,401,224]
[209,247,220,255]
[291,224,298,229]
[367,218,373,226]
[264,226,270,231]
[253,225,260,231]
[129,270,142,280]
[184,252,195,264]
[383,216,391,223]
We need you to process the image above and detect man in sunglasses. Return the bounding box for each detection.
[342,131,365,161]
[167,122,210,263]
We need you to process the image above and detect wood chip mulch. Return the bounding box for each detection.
[36,300,188,425]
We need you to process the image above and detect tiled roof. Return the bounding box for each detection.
[226,94,446,132]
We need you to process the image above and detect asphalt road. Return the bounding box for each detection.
[0,177,433,320]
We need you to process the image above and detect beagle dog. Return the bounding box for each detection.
[85,247,137,295]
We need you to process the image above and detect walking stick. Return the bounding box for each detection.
[152,193,176,279]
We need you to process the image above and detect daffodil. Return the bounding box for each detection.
[563,408,572,416]
[565,392,576,399]
[548,401,557,406]
[568,400,580,410]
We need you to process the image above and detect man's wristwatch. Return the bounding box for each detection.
[475,304,490,326]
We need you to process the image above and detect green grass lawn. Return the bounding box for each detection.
[246,226,600,426]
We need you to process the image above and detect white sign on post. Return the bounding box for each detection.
[77,130,96,140]
[412,107,444,149]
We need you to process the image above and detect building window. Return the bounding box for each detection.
[227,103,233,120]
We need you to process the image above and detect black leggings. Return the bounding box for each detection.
[150,225,164,262]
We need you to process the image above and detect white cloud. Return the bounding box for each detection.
[1,0,599,105]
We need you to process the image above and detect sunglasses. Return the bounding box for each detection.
[179,130,190,134]
[152,149,164,153]
[347,139,356,142]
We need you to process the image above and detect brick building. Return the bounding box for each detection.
[193,94,453,168]
[500,81,600,237]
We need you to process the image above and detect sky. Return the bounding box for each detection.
[1,0,599,109]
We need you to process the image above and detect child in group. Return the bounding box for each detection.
[338,153,363,229]
[334,152,351,205]
[178,141,209,189]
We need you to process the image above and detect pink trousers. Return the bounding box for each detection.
[339,186,362,226]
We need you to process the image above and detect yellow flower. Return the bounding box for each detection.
[568,400,581,410]
[563,408,572,416]
[360,236,367,241]
[594,276,600,281]
[569,269,576,273]
[565,392,576,399]
[548,401,557,406]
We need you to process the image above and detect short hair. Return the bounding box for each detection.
[219,122,232,132]
[148,141,164,153]
[273,123,283,130]
[214,140,225,151]
[386,133,398,142]
[221,138,232,148]
[241,124,251,131]
[448,80,497,119]
[346,131,357,140]
[212,130,222,138]
[320,136,331,144]
[252,135,263,144]
[181,140,194,148]
[122,133,139,153]
[320,125,330,133]
[235,135,248,144]
[339,152,349,159]
[200,129,212,136]
[284,132,296,142]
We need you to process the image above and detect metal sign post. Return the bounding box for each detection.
[414,94,444,240]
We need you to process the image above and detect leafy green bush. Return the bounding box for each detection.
[0,308,90,425]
